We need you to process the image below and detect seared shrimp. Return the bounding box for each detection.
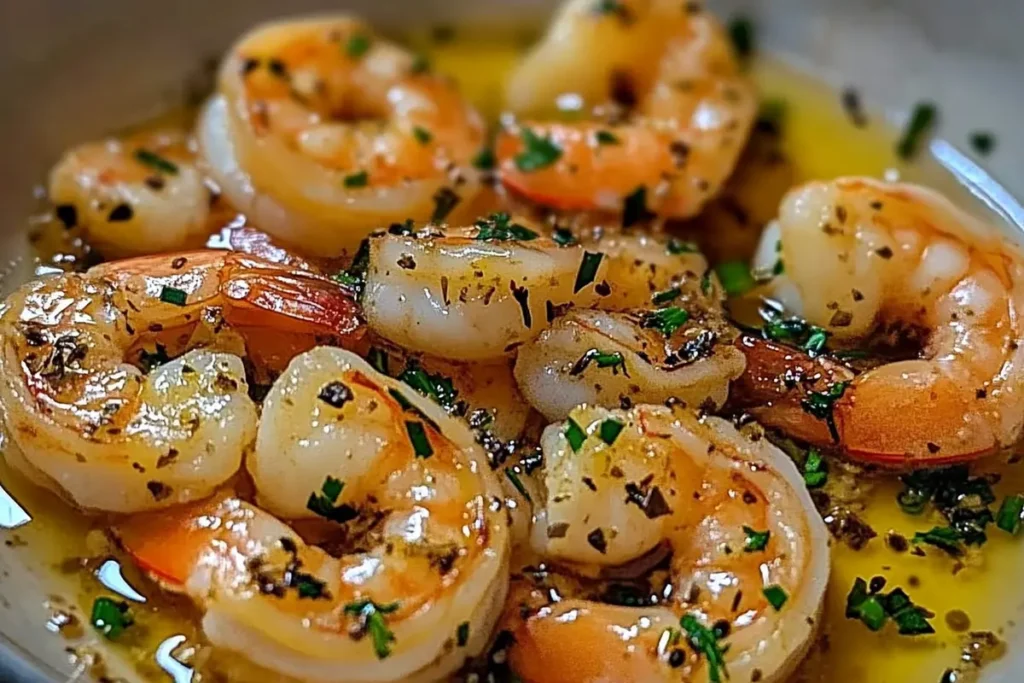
[593,233,709,310]
[0,251,362,512]
[200,16,485,255]
[363,216,608,361]
[508,404,828,683]
[49,129,215,257]
[497,0,756,218]
[514,303,744,421]
[117,347,509,682]
[748,178,1024,466]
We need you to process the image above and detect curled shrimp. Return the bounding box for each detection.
[48,129,218,257]
[363,216,608,361]
[506,404,828,683]
[116,347,509,682]
[744,177,1024,466]
[589,232,709,310]
[200,16,485,256]
[514,299,744,420]
[0,251,362,512]
[496,0,756,217]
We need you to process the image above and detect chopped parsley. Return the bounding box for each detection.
[763,585,788,611]
[762,316,831,355]
[622,185,654,229]
[897,466,997,547]
[996,494,1024,535]
[845,577,935,635]
[592,0,624,14]
[514,128,562,172]
[430,187,460,223]
[666,238,698,255]
[800,381,849,442]
[334,238,370,292]
[471,146,495,171]
[344,170,369,188]
[474,212,539,241]
[134,148,179,175]
[570,348,628,376]
[595,129,620,146]
[457,621,470,647]
[896,102,937,160]
[306,475,358,523]
[680,614,728,683]
[640,307,689,337]
[727,16,755,63]
[343,599,399,659]
[159,286,188,306]
[412,126,433,145]
[91,597,133,640]
[138,343,171,372]
[410,54,431,74]
[564,417,586,452]
[406,421,433,458]
[802,448,828,488]
[714,261,756,296]
[345,34,373,59]
[756,98,787,136]
[398,362,461,415]
[652,286,682,306]
[573,251,604,293]
[552,227,578,246]
[598,419,625,445]
[969,131,996,156]
[367,347,389,375]
[504,467,532,503]
[912,526,964,557]
[743,526,770,552]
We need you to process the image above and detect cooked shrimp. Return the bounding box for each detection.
[0,251,362,512]
[363,216,608,361]
[117,347,509,682]
[514,302,744,421]
[508,404,829,683]
[200,16,485,256]
[48,129,216,257]
[746,177,1024,466]
[496,0,756,217]
[592,232,709,310]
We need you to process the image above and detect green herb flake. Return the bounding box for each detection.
[410,54,431,74]
[599,419,625,445]
[679,614,728,683]
[595,130,620,146]
[430,187,460,224]
[345,34,373,59]
[592,0,624,14]
[803,448,828,489]
[641,307,689,337]
[997,494,1024,535]
[456,621,470,647]
[912,526,964,557]
[756,97,787,135]
[91,597,133,640]
[344,170,370,188]
[343,599,399,659]
[622,185,653,229]
[398,363,460,414]
[763,585,788,611]
[969,131,996,156]
[564,417,586,452]
[514,128,562,172]
[845,578,935,636]
[727,16,755,63]
[800,381,849,442]
[552,227,578,246]
[896,102,938,160]
[472,146,496,171]
[406,421,433,458]
[652,286,682,306]
[573,251,604,293]
[743,526,770,552]
[474,212,539,241]
[306,475,358,523]
[505,468,532,503]
[368,347,389,375]
[666,238,698,255]
[714,261,756,296]
[845,579,887,631]
[134,149,179,175]
[412,126,433,145]
[159,286,188,306]
[570,348,628,376]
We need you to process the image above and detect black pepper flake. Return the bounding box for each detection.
[510,282,532,328]
[146,481,172,501]
[108,203,134,222]
[397,254,416,270]
[875,246,894,259]
[622,185,654,229]
[609,69,638,110]
[547,522,570,539]
[587,528,608,554]
[55,204,78,229]
[240,57,260,75]
[582,476,597,492]
[624,482,672,519]
[318,380,353,409]
[841,88,868,127]
[430,187,460,224]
